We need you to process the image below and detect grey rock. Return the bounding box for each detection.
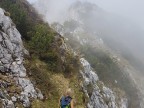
[3,64,10,70]
[4,39,13,52]
[11,96,17,102]
[17,60,22,65]
[0,66,5,72]
[0,8,43,108]
[0,35,2,41]
[1,58,9,64]
[7,100,15,108]
[36,89,44,100]
[80,58,127,108]
[0,61,2,65]
[20,92,30,107]
[23,49,30,56]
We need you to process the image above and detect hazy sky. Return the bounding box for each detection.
[27,0,37,3]
[27,0,144,28]
[90,0,144,29]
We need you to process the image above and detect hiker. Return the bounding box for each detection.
[59,88,74,108]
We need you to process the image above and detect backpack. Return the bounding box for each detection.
[60,96,72,108]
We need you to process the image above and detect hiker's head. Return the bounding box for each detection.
[65,88,73,97]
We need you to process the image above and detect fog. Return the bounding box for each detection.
[29,0,144,69]
[28,0,144,29]
[89,0,144,29]
[27,0,144,107]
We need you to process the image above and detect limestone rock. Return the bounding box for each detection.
[7,100,15,108]
[0,8,43,107]
[11,96,17,102]
[80,58,128,108]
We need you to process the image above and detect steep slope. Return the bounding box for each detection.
[0,8,43,107]
[80,58,128,108]
[0,0,85,107]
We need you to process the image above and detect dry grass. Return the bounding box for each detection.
[51,73,69,95]
[24,58,85,108]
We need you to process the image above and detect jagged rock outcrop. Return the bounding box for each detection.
[80,58,128,108]
[0,8,43,107]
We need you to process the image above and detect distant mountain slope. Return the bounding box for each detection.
[51,1,144,108]
[68,1,144,72]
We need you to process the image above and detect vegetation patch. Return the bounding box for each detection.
[24,58,85,108]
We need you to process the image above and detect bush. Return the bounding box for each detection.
[0,0,61,72]
[28,24,54,53]
[0,0,30,39]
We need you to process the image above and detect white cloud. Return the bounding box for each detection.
[27,0,37,4]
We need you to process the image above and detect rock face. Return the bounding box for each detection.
[0,8,43,107]
[80,58,128,108]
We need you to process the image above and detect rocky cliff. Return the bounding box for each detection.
[0,8,43,108]
[80,58,128,108]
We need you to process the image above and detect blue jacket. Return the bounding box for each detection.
[60,96,72,108]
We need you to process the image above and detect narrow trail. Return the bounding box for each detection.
[51,74,69,95]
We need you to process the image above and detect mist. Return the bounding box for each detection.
[27,0,144,107]
[29,0,144,70]
[29,0,144,28]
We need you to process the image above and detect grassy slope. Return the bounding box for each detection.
[25,59,84,108]
[0,0,85,107]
